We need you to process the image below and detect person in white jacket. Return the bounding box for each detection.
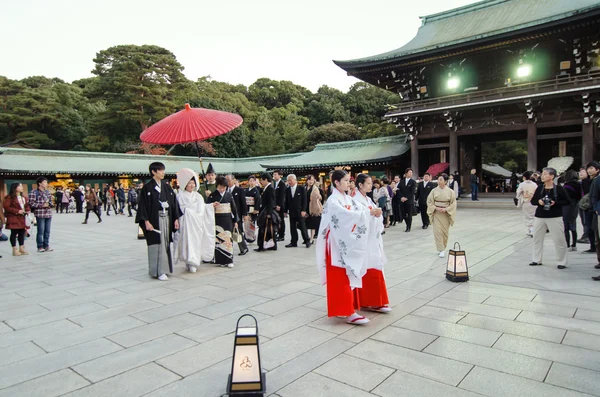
[516,171,538,237]
[173,168,215,273]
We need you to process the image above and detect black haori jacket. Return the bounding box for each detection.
[136,179,182,246]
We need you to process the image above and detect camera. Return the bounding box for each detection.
[542,195,552,211]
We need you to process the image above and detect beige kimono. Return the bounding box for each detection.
[426,186,457,251]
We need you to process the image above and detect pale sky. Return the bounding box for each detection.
[1,0,480,92]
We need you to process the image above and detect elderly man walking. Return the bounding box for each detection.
[285,174,312,248]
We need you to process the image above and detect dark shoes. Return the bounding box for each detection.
[557,265,567,269]
[254,248,265,252]
[239,249,248,256]
[594,264,600,269]
[422,225,429,229]
[82,221,87,224]
[305,241,313,248]
[405,227,411,232]
[583,249,597,254]
[285,243,298,248]
[529,262,543,266]
[592,275,600,281]
[276,238,285,242]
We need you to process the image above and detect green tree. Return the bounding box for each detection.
[302,85,350,128]
[345,82,399,127]
[303,122,361,150]
[481,141,528,172]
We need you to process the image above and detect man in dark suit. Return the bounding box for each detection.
[226,174,248,255]
[416,172,436,229]
[398,168,417,232]
[273,170,286,241]
[256,173,277,252]
[284,174,311,248]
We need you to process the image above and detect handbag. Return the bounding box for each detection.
[232,225,243,243]
[579,193,591,211]
[263,220,275,249]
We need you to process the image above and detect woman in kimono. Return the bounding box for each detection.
[516,171,538,237]
[173,168,216,273]
[353,174,391,313]
[316,170,379,325]
[207,176,239,268]
[306,175,324,244]
[136,162,182,281]
[426,173,457,258]
[244,175,261,243]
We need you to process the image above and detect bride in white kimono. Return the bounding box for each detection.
[173,168,215,273]
[316,170,378,325]
[352,174,391,313]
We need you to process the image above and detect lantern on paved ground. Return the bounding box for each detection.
[446,242,469,282]
[227,314,265,396]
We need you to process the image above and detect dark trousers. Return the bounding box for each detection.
[103,200,107,211]
[76,200,83,213]
[276,209,286,239]
[392,200,402,224]
[290,215,309,245]
[236,220,248,252]
[35,217,51,249]
[128,202,137,216]
[258,219,277,250]
[471,183,479,200]
[118,199,125,214]
[85,206,101,221]
[594,214,600,263]
[399,201,413,228]
[419,201,430,226]
[583,210,594,249]
[10,229,25,247]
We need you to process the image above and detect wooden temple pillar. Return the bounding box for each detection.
[527,123,538,171]
[449,130,458,175]
[411,137,419,177]
[582,121,594,166]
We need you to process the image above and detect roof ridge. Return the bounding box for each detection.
[420,0,510,24]
[313,135,406,150]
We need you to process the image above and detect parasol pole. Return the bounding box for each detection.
[194,141,209,191]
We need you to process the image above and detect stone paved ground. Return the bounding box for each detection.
[1,206,599,397]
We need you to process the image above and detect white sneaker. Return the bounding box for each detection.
[346,312,369,325]
[227,263,234,268]
[158,274,168,281]
[188,265,197,273]
[438,251,445,258]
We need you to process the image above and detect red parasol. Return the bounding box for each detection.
[426,162,449,176]
[140,104,243,186]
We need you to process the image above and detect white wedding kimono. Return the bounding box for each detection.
[353,192,387,271]
[316,188,371,288]
[173,169,216,267]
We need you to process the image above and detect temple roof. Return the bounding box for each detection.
[0,148,300,177]
[260,135,409,171]
[334,0,600,70]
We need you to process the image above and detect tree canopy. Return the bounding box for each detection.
[0,44,403,157]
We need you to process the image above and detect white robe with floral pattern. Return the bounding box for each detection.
[353,192,387,271]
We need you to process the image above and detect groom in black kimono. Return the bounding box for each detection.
[136,162,182,281]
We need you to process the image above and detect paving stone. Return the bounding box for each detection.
[156,334,232,377]
[314,354,395,391]
[251,292,321,316]
[38,289,126,311]
[6,302,104,330]
[455,283,539,301]
[440,290,490,303]
[131,296,216,323]
[259,306,325,339]
[107,313,205,347]
[0,368,90,397]
[147,285,224,305]
[0,341,46,367]
[411,305,468,323]
[574,308,600,322]
[0,303,48,322]
[533,293,600,313]
[459,366,594,397]
[33,315,145,352]
[63,363,180,397]
[191,294,270,320]
[72,334,195,382]
[393,315,502,346]
[0,319,80,349]
[428,297,521,320]
[260,326,337,370]
[346,339,472,386]
[371,326,438,351]
[373,369,484,397]
[0,290,75,312]
[458,313,566,343]
[562,330,600,352]
[266,338,355,394]
[0,322,11,333]
[69,299,162,326]
[94,286,174,308]
[0,338,122,389]
[144,359,230,397]
[546,362,600,396]
[517,311,600,336]
[278,372,376,397]
[424,337,551,381]
[494,333,600,372]
[483,296,577,317]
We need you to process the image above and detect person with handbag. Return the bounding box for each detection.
[174,168,215,273]
[207,176,240,268]
[82,185,102,224]
[529,167,570,269]
[372,179,390,229]
[244,176,261,243]
[427,173,457,258]
[516,171,538,237]
[4,183,31,256]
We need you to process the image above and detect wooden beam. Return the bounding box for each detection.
[536,131,582,140]
[417,143,450,149]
